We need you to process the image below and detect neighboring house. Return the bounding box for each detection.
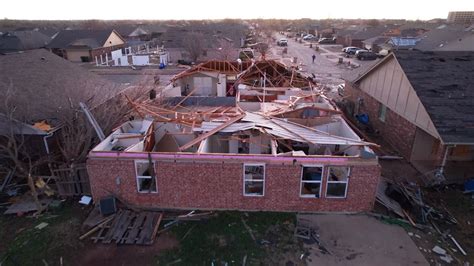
[336,25,396,48]
[0,49,120,122]
[156,23,246,62]
[415,25,474,51]
[400,28,429,38]
[46,30,126,62]
[86,59,381,213]
[0,113,56,158]
[362,36,390,52]
[379,37,421,53]
[115,24,167,41]
[0,31,51,53]
[343,50,474,183]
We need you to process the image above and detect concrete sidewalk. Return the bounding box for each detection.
[299,214,428,266]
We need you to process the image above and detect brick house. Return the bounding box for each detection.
[343,50,474,183]
[46,30,125,62]
[86,61,381,212]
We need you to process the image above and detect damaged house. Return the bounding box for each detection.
[343,50,474,183]
[86,59,381,213]
[46,29,126,62]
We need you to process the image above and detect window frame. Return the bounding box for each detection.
[134,160,158,194]
[325,166,350,199]
[243,163,265,197]
[300,165,324,198]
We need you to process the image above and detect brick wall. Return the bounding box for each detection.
[344,82,417,159]
[87,156,380,213]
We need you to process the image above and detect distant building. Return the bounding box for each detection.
[447,11,474,24]
[0,31,51,53]
[46,30,126,62]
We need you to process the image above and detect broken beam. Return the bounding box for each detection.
[178,113,245,151]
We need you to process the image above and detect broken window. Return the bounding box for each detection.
[326,167,350,198]
[243,164,265,196]
[300,166,323,198]
[378,104,387,122]
[135,160,157,193]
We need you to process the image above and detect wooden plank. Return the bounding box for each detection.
[136,212,156,245]
[125,212,148,244]
[102,210,125,244]
[125,94,145,119]
[147,213,163,245]
[113,211,135,243]
[79,214,115,240]
[93,223,109,244]
[179,113,245,151]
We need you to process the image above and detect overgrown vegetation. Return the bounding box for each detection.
[157,211,301,265]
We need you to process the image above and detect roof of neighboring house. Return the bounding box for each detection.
[0,31,52,53]
[362,36,390,46]
[46,29,123,49]
[388,37,420,47]
[351,26,395,40]
[394,50,474,143]
[158,23,246,49]
[0,49,121,122]
[415,25,473,51]
[400,28,427,37]
[434,31,474,51]
[0,113,48,135]
[112,25,139,38]
[360,51,474,144]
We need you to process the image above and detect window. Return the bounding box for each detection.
[135,160,157,193]
[326,167,350,198]
[300,166,323,198]
[378,104,387,122]
[243,164,265,196]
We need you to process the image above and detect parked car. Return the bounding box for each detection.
[277,38,288,46]
[356,51,378,60]
[354,49,369,56]
[318,37,336,44]
[345,47,365,55]
[302,34,315,41]
[342,46,359,53]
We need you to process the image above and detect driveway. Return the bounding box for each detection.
[299,214,429,266]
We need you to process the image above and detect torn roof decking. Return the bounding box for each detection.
[194,112,375,147]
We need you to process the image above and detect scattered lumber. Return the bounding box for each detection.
[87,210,164,246]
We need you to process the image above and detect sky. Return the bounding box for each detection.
[1,0,474,20]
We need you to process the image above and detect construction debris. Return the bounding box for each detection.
[89,209,163,245]
[432,245,447,255]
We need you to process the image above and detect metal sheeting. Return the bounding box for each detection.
[200,112,372,146]
[194,122,256,133]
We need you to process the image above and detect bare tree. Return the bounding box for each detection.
[183,32,205,63]
[254,41,270,59]
[216,39,236,61]
[0,85,53,215]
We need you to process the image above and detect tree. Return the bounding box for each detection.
[216,39,236,61]
[254,41,270,59]
[0,85,52,215]
[183,32,205,63]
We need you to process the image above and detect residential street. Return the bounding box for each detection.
[271,34,380,87]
